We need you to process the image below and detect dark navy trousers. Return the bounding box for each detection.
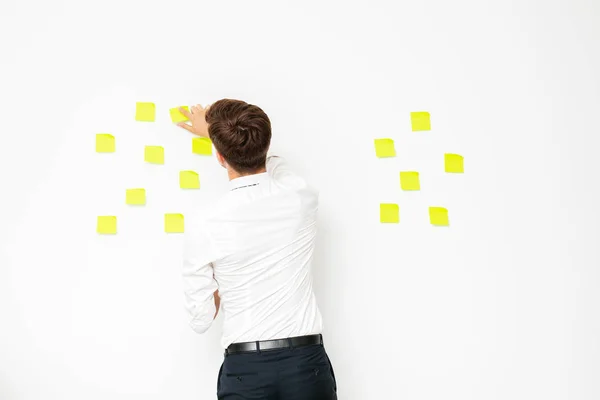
[217,343,337,399]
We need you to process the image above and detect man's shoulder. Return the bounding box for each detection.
[188,193,237,227]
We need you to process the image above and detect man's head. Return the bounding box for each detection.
[205,99,272,176]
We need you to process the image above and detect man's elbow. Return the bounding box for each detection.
[187,303,216,334]
[189,318,213,334]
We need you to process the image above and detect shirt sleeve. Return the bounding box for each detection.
[182,218,219,334]
[266,143,293,177]
[266,145,308,190]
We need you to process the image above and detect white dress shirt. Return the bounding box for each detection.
[182,155,324,348]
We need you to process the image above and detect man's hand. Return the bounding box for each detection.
[177,104,210,138]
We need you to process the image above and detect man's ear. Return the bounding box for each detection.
[216,152,227,169]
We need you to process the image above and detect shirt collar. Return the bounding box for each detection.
[229,172,269,191]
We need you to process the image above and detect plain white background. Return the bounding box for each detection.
[1,0,599,399]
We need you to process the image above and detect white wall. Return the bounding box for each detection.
[1,0,599,399]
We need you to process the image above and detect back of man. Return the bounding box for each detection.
[179,99,337,399]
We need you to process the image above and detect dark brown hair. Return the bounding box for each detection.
[205,99,272,174]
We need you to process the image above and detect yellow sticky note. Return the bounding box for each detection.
[429,207,449,226]
[145,146,164,164]
[400,171,420,190]
[135,102,156,122]
[97,216,117,234]
[410,111,431,131]
[445,153,464,173]
[126,188,146,205]
[96,134,115,153]
[170,106,189,123]
[380,203,399,223]
[165,213,184,233]
[374,139,396,158]
[192,137,213,155]
[180,171,200,189]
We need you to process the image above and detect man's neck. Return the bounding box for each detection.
[227,167,267,181]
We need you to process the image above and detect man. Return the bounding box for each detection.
[177,99,337,399]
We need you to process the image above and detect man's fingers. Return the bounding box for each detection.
[192,105,204,114]
[177,122,194,132]
[179,107,192,119]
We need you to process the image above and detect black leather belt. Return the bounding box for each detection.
[225,334,323,355]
